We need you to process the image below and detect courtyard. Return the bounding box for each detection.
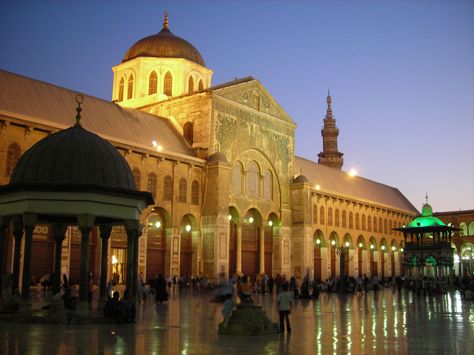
[1,287,473,354]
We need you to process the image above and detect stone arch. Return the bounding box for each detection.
[132,168,141,190]
[232,160,244,196]
[188,75,194,93]
[241,208,263,280]
[356,235,366,277]
[313,229,326,247]
[343,233,353,249]
[179,214,198,278]
[164,71,173,96]
[329,231,339,277]
[149,70,158,95]
[5,142,21,176]
[357,235,366,249]
[313,229,325,281]
[369,236,378,277]
[145,207,171,281]
[198,79,204,91]
[246,160,260,198]
[264,212,279,275]
[127,74,134,99]
[468,222,474,236]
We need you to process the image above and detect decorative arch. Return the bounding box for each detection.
[232,161,244,195]
[241,208,263,280]
[314,229,325,281]
[343,233,353,248]
[468,222,474,236]
[320,206,325,225]
[147,172,157,199]
[145,207,171,281]
[342,210,347,228]
[357,235,366,249]
[149,71,158,95]
[263,170,273,201]
[367,216,372,232]
[178,178,187,203]
[118,77,125,102]
[355,213,360,230]
[132,168,141,190]
[198,79,204,91]
[246,160,260,198]
[5,142,21,176]
[349,212,354,229]
[313,229,326,247]
[369,237,378,250]
[328,207,333,226]
[335,209,340,227]
[188,75,194,93]
[127,74,134,99]
[164,71,172,96]
[163,175,173,201]
[179,214,199,277]
[361,214,366,231]
[183,121,193,146]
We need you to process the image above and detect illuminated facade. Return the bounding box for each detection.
[0,15,419,285]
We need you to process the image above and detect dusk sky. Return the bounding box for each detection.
[1,0,473,212]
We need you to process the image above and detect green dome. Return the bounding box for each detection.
[407,215,446,228]
[421,203,433,217]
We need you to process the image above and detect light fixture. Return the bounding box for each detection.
[268,220,273,227]
[370,244,374,250]
[400,248,404,252]
[152,140,163,152]
[331,240,336,246]
[358,242,363,248]
[316,239,321,245]
[381,245,386,251]
[185,224,191,232]
[315,184,321,190]
[112,255,118,265]
[155,221,161,229]
[348,169,357,177]
[228,214,232,221]
[391,246,396,251]
[249,217,254,224]
[345,241,350,247]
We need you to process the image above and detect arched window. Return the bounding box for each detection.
[247,161,259,198]
[342,211,347,228]
[191,180,199,205]
[183,122,193,146]
[367,216,372,232]
[373,218,377,233]
[313,205,318,224]
[328,208,333,226]
[163,175,173,201]
[132,168,141,190]
[147,173,157,199]
[349,212,354,229]
[335,209,340,227]
[320,207,325,225]
[379,218,383,233]
[5,143,21,176]
[149,71,158,95]
[164,71,172,96]
[188,76,194,93]
[263,170,272,201]
[178,178,187,203]
[389,220,393,234]
[355,213,360,230]
[127,75,134,99]
[362,214,366,231]
[118,78,124,102]
[232,162,243,195]
[384,219,388,234]
[198,79,204,91]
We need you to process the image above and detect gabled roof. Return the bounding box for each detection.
[209,76,255,91]
[295,156,418,214]
[0,70,193,157]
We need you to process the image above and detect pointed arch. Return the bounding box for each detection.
[118,77,124,101]
[5,142,21,176]
[335,209,340,227]
[149,71,158,95]
[183,122,193,146]
[191,180,199,205]
[188,75,194,93]
[328,207,333,226]
[163,175,173,201]
[247,160,260,198]
[132,168,141,190]
[164,71,173,96]
[147,173,157,199]
[263,170,273,201]
[198,79,204,91]
[178,178,187,203]
[127,74,134,99]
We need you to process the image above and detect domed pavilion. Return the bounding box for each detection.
[393,195,459,277]
[0,96,153,310]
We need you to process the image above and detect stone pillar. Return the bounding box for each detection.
[0,217,10,295]
[236,224,242,274]
[259,226,265,275]
[12,218,23,293]
[21,213,37,300]
[51,224,67,295]
[125,219,140,300]
[77,214,95,306]
[99,225,112,302]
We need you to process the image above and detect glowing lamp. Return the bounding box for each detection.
[185,224,191,232]
[112,255,118,265]
[345,241,350,247]
[155,221,161,229]
[316,239,321,245]
[249,217,254,224]
[358,242,363,248]
[228,214,232,221]
[331,240,336,246]
[370,244,375,250]
[268,220,273,227]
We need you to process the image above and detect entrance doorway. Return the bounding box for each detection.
[111,248,126,284]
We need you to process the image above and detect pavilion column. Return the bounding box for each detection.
[21,213,37,300]
[125,219,140,300]
[99,225,112,302]
[51,224,67,295]
[11,218,23,294]
[236,224,242,274]
[77,214,95,305]
[259,226,265,275]
[0,217,10,296]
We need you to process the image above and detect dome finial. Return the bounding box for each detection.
[163,11,169,30]
[75,95,84,126]
[425,192,429,204]
[327,89,332,107]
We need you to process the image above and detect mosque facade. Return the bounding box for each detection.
[0,16,420,285]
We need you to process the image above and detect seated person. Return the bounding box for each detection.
[62,288,77,311]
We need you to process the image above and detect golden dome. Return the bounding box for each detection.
[122,14,205,66]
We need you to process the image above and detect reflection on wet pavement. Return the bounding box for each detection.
[1,289,474,354]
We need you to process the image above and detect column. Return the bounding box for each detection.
[0,218,10,296]
[12,218,23,293]
[77,214,95,305]
[236,224,242,274]
[125,219,140,300]
[259,226,265,275]
[21,213,37,300]
[99,225,112,302]
[51,224,67,295]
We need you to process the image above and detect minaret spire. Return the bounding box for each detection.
[317,92,344,170]
[163,11,169,30]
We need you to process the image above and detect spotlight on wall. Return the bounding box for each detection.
[185,224,191,232]
[155,221,161,229]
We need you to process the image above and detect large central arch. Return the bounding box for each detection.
[241,208,262,281]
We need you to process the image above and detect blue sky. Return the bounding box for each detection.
[1,0,473,212]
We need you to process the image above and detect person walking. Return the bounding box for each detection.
[277,283,293,333]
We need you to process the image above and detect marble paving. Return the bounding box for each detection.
[1,287,474,354]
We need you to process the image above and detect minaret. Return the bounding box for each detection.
[317,91,344,170]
